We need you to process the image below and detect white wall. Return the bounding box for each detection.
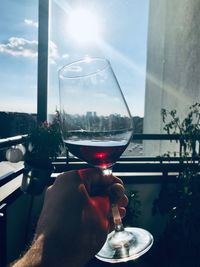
[144,0,200,156]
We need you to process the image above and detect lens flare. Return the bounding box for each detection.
[67,8,102,45]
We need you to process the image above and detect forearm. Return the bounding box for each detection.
[10,234,85,267]
[11,235,44,267]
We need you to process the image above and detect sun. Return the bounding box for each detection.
[67,8,102,45]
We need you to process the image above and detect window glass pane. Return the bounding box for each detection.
[0,0,38,137]
[49,0,149,157]
[0,1,38,176]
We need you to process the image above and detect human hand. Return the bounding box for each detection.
[34,168,128,267]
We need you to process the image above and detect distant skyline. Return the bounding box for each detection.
[0,0,149,117]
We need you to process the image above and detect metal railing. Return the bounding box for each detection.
[0,133,200,266]
[0,133,200,186]
[0,135,28,150]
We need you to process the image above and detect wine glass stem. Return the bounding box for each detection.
[112,204,124,231]
[102,168,124,232]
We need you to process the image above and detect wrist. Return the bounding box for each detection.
[39,234,85,267]
[34,234,87,267]
[11,234,86,267]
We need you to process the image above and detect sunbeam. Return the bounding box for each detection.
[98,39,146,77]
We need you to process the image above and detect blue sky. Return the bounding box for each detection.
[0,0,38,112]
[0,0,149,116]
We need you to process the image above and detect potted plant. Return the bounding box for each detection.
[151,103,200,267]
[21,112,63,195]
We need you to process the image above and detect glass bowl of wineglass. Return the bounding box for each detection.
[58,57,153,263]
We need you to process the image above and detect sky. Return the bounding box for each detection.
[0,0,149,117]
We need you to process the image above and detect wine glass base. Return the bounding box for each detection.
[95,227,153,263]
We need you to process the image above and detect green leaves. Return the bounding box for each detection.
[161,103,200,156]
[27,112,63,160]
[153,103,200,265]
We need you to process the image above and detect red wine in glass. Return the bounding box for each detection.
[65,140,128,169]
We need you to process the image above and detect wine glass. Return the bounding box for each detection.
[58,57,153,263]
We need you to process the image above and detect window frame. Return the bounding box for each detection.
[37,0,49,123]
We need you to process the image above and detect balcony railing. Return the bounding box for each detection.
[0,133,200,266]
[1,133,200,182]
[0,133,199,185]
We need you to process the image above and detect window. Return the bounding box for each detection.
[48,0,149,157]
[0,0,38,137]
[0,1,38,176]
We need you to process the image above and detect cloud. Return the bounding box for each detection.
[0,38,59,64]
[24,19,38,28]
[0,37,37,58]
